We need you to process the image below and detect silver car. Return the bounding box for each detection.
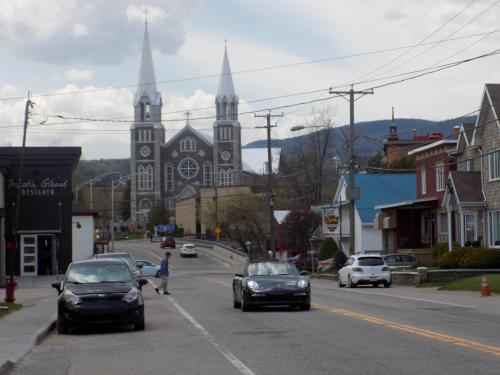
[382,254,420,270]
[136,260,160,277]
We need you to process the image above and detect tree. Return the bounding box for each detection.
[366,153,387,171]
[389,156,415,170]
[282,209,321,254]
[148,199,168,232]
[319,237,347,269]
[202,190,268,250]
[276,107,338,208]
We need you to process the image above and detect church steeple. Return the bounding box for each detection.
[134,21,161,107]
[215,45,238,120]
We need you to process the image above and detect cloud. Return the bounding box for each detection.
[383,9,407,21]
[0,0,200,64]
[64,69,94,81]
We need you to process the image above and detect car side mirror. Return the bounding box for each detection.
[137,279,148,288]
[234,273,244,278]
[300,271,309,276]
[136,263,143,269]
[51,281,61,293]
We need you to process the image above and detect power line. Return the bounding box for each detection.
[1,29,499,103]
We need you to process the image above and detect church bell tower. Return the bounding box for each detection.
[130,20,164,225]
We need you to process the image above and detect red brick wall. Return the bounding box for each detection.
[416,152,456,205]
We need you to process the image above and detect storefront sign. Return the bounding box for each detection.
[323,208,339,233]
[8,178,68,197]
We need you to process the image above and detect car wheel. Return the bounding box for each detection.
[57,314,68,334]
[241,295,252,312]
[384,281,391,288]
[233,292,241,309]
[372,283,379,288]
[134,320,145,331]
[338,275,345,288]
[300,303,311,311]
[348,275,357,288]
[194,254,198,258]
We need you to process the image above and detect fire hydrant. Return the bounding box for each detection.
[4,276,17,303]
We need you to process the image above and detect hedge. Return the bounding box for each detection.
[437,247,500,269]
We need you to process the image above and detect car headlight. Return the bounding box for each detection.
[123,287,139,303]
[297,279,309,288]
[63,290,81,305]
[246,280,259,290]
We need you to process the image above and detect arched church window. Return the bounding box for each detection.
[227,169,233,186]
[140,103,145,122]
[145,103,151,120]
[146,165,153,190]
[138,165,146,190]
[165,163,174,191]
[180,137,196,152]
[203,161,212,187]
[222,102,227,120]
[231,103,236,120]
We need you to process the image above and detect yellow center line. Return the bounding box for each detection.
[312,303,500,357]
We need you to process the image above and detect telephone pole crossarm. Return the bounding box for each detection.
[254,112,283,261]
[328,87,373,255]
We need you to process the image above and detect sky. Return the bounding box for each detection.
[1,0,500,159]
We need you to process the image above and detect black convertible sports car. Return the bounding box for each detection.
[52,259,148,334]
[232,261,311,311]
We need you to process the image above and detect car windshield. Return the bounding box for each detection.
[66,263,133,283]
[247,262,299,276]
[358,257,384,266]
[98,254,135,270]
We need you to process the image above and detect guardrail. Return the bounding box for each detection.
[175,238,248,269]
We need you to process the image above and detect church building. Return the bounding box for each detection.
[130,22,248,230]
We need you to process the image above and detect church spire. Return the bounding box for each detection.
[216,45,237,101]
[134,20,160,106]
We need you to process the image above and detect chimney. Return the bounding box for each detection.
[453,125,461,139]
[412,129,417,139]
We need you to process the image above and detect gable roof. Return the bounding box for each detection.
[163,123,213,149]
[449,171,484,205]
[472,84,500,144]
[338,173,416,223]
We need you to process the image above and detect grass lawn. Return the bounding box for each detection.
[438,274,500,294]
[0,302,23,319]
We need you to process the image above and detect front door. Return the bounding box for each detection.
[21,235,37,276]
[37,235,54,275]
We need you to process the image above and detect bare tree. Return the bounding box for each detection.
[277,107,338,208]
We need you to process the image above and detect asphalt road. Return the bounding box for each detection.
[10,240,500,375]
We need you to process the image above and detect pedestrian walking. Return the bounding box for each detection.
[155,252,171,295]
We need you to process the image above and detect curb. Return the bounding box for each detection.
[311,274,337,281]
[0,315,56,375]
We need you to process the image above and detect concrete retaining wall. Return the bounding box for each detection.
[176,239,248,271]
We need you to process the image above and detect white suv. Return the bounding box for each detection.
[338,254,391,288]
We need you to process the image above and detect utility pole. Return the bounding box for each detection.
[255,112,283,261]
[8,95,32,297]
[329,86,373,254]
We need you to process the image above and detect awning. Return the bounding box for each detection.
[375,197,437,210]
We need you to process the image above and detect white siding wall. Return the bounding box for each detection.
[72,215,94,262]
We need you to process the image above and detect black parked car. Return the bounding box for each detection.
[232,261,311,311]
[52,259,148,334]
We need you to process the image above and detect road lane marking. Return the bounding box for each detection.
[312,303,500,357]
[148,282,256,375]
[313,284,476,309]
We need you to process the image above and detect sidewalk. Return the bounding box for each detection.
[0,276,58,375]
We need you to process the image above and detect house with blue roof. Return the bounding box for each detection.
[322,173,416,254]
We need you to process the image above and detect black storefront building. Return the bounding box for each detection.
[0,147,81,284]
